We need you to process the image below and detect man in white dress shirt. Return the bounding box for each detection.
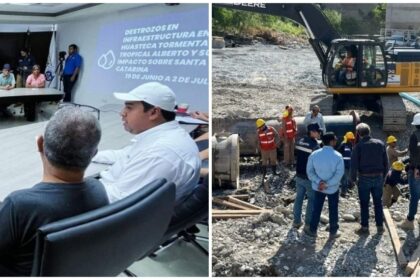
[92,82,201,205]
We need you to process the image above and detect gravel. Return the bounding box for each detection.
[212,39,420,277]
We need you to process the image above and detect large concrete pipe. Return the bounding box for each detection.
[212,134,240,188]
[213,112,359,156]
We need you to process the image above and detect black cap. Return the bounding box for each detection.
[322,132,337,145]
[307,123,321,132]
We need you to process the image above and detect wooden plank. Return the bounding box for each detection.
[226,196,263,210]
[212,209,270,215]
[411,262,420,277]
[212,214,254,219]
[384,208,408,267]
[212,197,249,210]
[406,245,420,275]
[226,194,249,200]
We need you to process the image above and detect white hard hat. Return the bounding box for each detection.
[114,82,176,112]
[412,113,420,126]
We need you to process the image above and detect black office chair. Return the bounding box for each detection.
[151,176,209,257]
[31,178,175,276]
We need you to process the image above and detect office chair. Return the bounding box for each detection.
[151,175,209,257]
[31,178,175,276]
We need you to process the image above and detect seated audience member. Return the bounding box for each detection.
[25,64,46,88]
[92,82,201,206]
[0,107,109,276]
[0,64,16,90]
[191,111,209,177]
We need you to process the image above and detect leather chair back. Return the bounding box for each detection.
[31,178,175,276]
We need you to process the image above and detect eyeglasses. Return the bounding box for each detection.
[58,102,100,120]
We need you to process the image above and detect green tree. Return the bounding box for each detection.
[322,8,343,34]
[371,3,386,29]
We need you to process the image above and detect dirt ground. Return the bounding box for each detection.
[212,40,420,277]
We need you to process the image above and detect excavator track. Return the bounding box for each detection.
[380,95,407,132]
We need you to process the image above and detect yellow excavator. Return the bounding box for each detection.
[215,3,420,131]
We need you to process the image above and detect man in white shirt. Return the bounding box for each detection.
[92,82,201,205]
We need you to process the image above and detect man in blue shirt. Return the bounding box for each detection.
[303,105,327,135]
[305,132,344,239]
[17,48,35,88]
[292,123,321,230]
[0,64,16,90]
[62,44,82,102]
[350,123,388,235]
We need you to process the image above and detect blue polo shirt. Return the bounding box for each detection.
[0,73,16,86]
[63,53,82,75]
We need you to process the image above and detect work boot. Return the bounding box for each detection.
[263,181,271,194]
[293,222,303,229]
[376,226,385,234]
[400,219,415,230]
[271,165,279,176]
[329,230,341,239]
[354,226,369,235]
[303,224,310,232]
[304,226,317,237]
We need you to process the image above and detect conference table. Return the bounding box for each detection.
[0,104,200,201]
[0,88,63,121]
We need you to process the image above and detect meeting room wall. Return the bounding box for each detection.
[0,28,52,76]
[56,3,209,112]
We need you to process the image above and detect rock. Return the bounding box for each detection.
[212,256,218,265]
[343,214,356,222]
[254,229,263,238]
[213,263,224,271]
[256,212,271,223]
[297,266,304,273]
[352,211,361,219]
[284,266,289,271]
[320,214,329,224]
[271,214,286,225]
[393,214,403,222]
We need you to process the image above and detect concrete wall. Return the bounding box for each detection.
[386,4,420,30]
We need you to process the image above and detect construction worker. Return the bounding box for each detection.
[400,113,420,230]
[383,161,407,208]
[338,131,356,198]
[293,123,321,230]
[256,118,280,180]
[386,135,408,166]
[351,123,388,235]
[305,132,344,239]
[281,105,297,168]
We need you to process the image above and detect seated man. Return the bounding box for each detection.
[0,64,16,90]
[0,107,109,276]
[93,82,201,206]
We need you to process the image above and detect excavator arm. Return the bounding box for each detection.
[214,3,341,67]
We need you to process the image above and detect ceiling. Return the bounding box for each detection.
[0,3,99,16]
[0,3,150,25]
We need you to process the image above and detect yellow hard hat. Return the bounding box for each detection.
[345,132,355,140]
[282,110,289,118]
[387,135,397,144]
[342,136,347,143]
[392,161,405,171]
[256,118,265,128]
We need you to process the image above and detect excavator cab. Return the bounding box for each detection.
[325,39,388,89]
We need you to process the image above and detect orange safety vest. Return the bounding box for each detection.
[284,117,296,139]
[258,126,276,150]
